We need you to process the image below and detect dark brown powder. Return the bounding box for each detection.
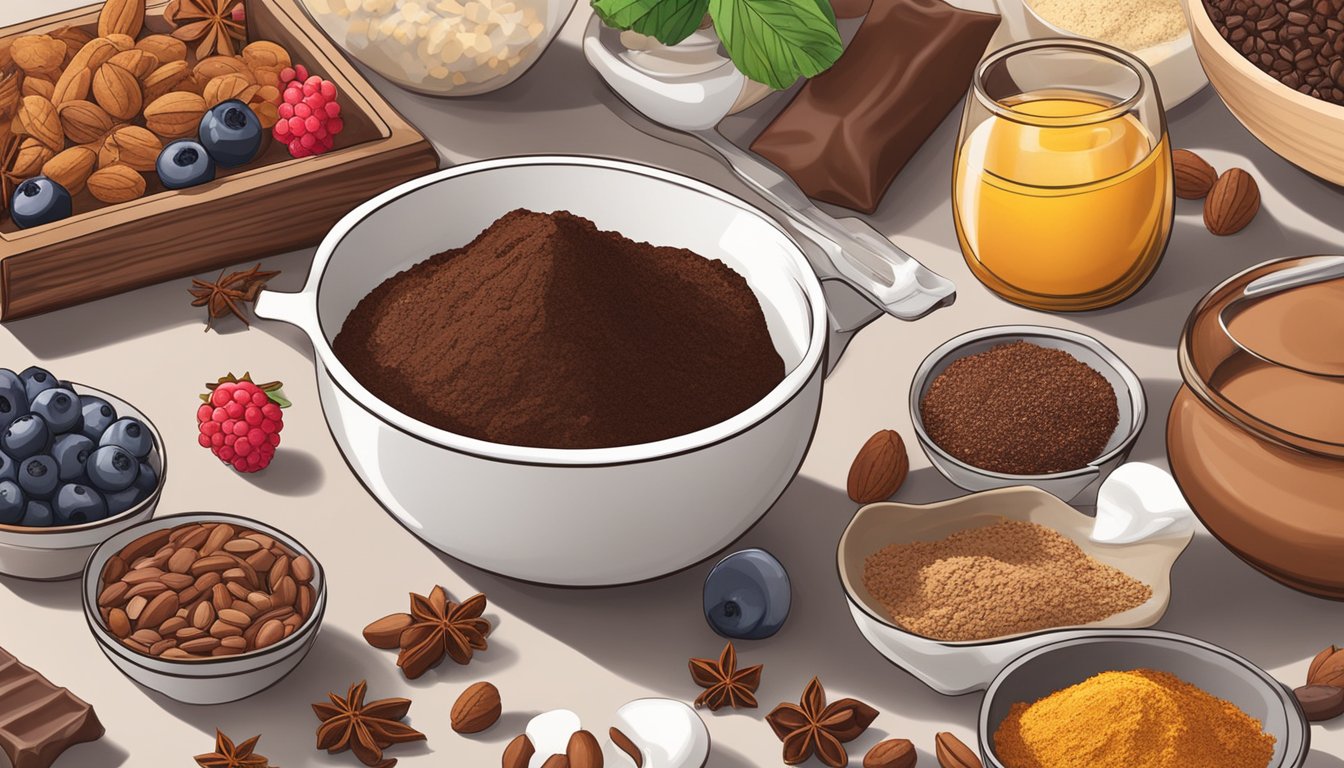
[332,209,786,449]
[919,341,1119,474]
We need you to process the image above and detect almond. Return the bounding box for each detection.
[363,612,414,649]
[105,34,137,53]
[18,95,63,152]
[541,757,571,768]
[108,49,160,81]
[21,77,55,101]
[242,41,292,72]
[0,71,21,120]
[69,38,120,73]
[11,36,67,75]
[143,91,205,140]
[935,732,982,768]
[1173,149,1217,200]
[565,731,602,768]
[609,728,643,767]
[846,429,910,503]
[195,55,253,82]
[1203,167,1260,236]
[204,74,260,108]
[49,27,95,68]
[87,163,145,203]
[57,100,114,145]
[503,735,536,768]
[100,125,161,171]
[143,60,191,103]
[12,138,56,178]
[99,0,146,39]
[51,66,92,105]
[450,682,502,733]
[92,62,142,121]
[137,591,180,631]
[137,34,188,64]
[865,739,917,768]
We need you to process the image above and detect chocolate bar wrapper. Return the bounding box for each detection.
[0,647,104,768]
[751,0,1000,213]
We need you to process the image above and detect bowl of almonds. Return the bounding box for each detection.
[80,512,326,704]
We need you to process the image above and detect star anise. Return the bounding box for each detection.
[313,680,426,768]
[689,642,762,711]
[189,263,280,331]
[167,0,248,59]
[765,677,878,768]
[394,586,492,679]
[194,730,273,768]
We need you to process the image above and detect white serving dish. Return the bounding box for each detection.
[994,0,1207,108]
[81,512,327,705]
[0,383,166,581]
[837,486,1193,695]
[255,156,901,586]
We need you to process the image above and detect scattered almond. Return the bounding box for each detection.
[142,60,190,103]
[57,100,114,145]
[1203,168,1260,236]
[450,681,502,733]
[362,612,413,649]
[865,739,917,768]
[1172,149,1217,200]
[935,732,982,768]
[566,730,603,768]
[610,728,643,767]
[99,0,146,39]
[99,125,160,171]
[136,34,187,64]
[92,62,142,120]
[503,734,536,768]
[143,91,205,140]
[847,429,910,503]
[87,163,145,203]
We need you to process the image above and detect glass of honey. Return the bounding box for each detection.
[953,39,1173,311]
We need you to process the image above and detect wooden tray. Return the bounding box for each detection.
[0,0,440,320]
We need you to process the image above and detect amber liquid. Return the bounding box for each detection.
[953,91,1173,310]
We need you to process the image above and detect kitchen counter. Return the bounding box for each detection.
[3,2,1343,766]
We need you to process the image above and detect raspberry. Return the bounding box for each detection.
[274,67,343,158]
[196,373,288,473]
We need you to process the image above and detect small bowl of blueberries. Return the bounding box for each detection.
[0,366,165,581]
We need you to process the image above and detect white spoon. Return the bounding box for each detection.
[583,17,956,321]
[1091,462,1195,545]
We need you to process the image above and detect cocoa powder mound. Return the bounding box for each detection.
[332,209,786,449]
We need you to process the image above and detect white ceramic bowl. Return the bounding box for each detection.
[255,156,849,586]
[909,326,1146,505]
[838,486,1193,694]
[81,513,327,705]
[0,383,166,581]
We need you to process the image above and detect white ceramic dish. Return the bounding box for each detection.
[837,486,1193,694]
[994,0,1207,108]
[909,325,1146,505]
[0,383,166,581]
[980,631,1310,768]
[81,512,326,705]
[255,155,903,586]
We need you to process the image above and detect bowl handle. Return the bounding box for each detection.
[254,289,321,341]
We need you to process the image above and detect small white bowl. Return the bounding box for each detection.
[81,513,327,705]
[837,486,1193,694]
[909,325,1145,505]
[0,383,166,581]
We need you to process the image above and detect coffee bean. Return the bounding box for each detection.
[1209,0,1344,104]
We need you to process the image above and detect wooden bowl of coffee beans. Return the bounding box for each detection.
[1184,0,1344,184]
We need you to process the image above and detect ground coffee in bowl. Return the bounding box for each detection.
[332,209,786,450]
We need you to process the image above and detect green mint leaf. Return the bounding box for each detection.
[266,387,292,408]
[593,0,710,45]
[709,0,843,90]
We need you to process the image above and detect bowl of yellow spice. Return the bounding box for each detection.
[980,630,1309,768]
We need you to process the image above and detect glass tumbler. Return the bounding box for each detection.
[952,39,1173,311]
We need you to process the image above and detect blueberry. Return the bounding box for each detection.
[17,455,59,499]
[51,434,94,482]
[0,451,15,483]
[10,176,72,229]
[79,395,118,441]
[20,367,57,404]
[100,417,153,459]
[133,461,158,493]
[0,369,28,434]
[85,445,138,492]
[21,500,53,527]
[30,387,81,435]
[103,485,145,516]
[2,414,49,459]
[703,548,791,640]
[157,139,216,189]
[53,484,108,525]
[0,480,23,525]
[199,100,263,167]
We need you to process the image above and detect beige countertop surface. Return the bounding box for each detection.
[3,1,1344,766]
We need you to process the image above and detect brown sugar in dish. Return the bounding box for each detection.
[920,341,1119,475]
[861,519,1152,642]
[331,209,786,449]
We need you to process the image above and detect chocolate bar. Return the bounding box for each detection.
[750,0,1001,214]
[0,647,104,768]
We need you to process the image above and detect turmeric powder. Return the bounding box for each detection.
[993,669,1276,768]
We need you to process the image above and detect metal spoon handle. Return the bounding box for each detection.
[693,129,956,321]
[1242,254,1344,298]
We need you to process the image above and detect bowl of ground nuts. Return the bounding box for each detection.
[81,513,326,705]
